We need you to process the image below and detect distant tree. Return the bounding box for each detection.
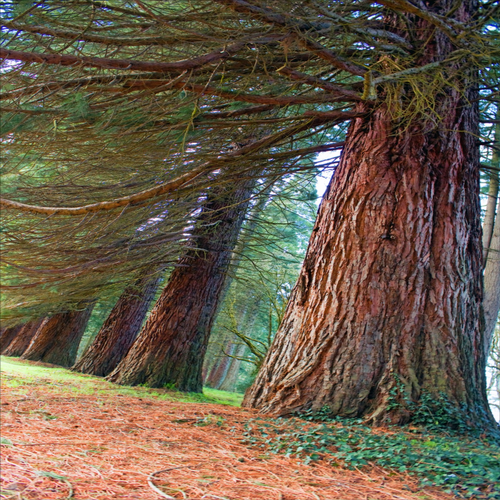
[204,174,318,391]
[73,266,164,376]
[22,304,95,367]
[108,176,257,391]
[0,324,25,354]
[2,319,44,357]
[483,109,500,355]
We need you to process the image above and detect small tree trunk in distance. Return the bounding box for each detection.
[482,112,500,266]
[204,184,273,389]
[2,319,44,357]
[22,304,95,367]
[483,115,500,355]
[219,343,247,392]
[108,176,256,391]
[484,195,500,356]
[205,343,236,389]
[73,268,163,376]
[244,1,495,426]
[0,324,24,353]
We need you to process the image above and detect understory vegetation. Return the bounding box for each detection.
[244,416,500,499]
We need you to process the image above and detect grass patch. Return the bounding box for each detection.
[0,356,242,406]
[243,417,500,499]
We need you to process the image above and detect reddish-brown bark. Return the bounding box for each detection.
[244,1,494,428]
[73,269,163,376]
[22,305,95,367]
[2,319,44,357]
[107,178,256,391]
[0,324,24,353]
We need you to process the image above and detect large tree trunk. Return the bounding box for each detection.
[73,269,163,376]
[22,304,95,367]
[244,3,494,427]
[107,177,256,391]
[2,320,44,357]
[0,324,24,353]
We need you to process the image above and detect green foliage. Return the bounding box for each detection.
[243,417,500,499]
[410,393,493,435]
[385,375,496,435]
[204,173,319,391]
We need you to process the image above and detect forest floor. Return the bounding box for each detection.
[0,357,488,500]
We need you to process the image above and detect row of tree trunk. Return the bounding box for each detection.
[2,174,258,395]
[2,52,499,430]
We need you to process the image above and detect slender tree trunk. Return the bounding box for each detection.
[204,185,273,388]
[482,112,500,266]
[0,324,24,353]
[484,195,500,355]
[245,3,494,428]
[483,115,500,355]
[205,343,236,389]
[219,343,247,391]
[22,304,95,367]
[2,319,44,357]
[108,177,256,391]
[73,268,163,376]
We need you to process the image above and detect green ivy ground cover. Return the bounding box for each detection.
[243,417,500,499]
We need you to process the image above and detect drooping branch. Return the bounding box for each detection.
[0,42,249,74]
[0,115,356,216]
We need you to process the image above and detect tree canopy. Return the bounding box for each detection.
[0,0,498,324]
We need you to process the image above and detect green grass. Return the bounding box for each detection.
[0,356,243,406]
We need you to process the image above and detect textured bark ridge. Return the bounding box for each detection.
[73,268,163,376]
[2,319,44,357]
[0,324,24,353]
[107,178,255,391]
[22,304,95,367]
[244,1,494,426]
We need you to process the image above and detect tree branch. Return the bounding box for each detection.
[0,115,356,215]
[0,42,248,74]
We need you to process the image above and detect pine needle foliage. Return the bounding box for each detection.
[0,0,498,322]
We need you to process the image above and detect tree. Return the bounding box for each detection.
[2,319,44,357]
[204,173,318,391]
[0,324,24,353]
[244,0,497,429]
[107,176,257,391]
[73,267,164,376]
[22,304,95,367]
[483,109,500,355]
[0,0,498,428]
